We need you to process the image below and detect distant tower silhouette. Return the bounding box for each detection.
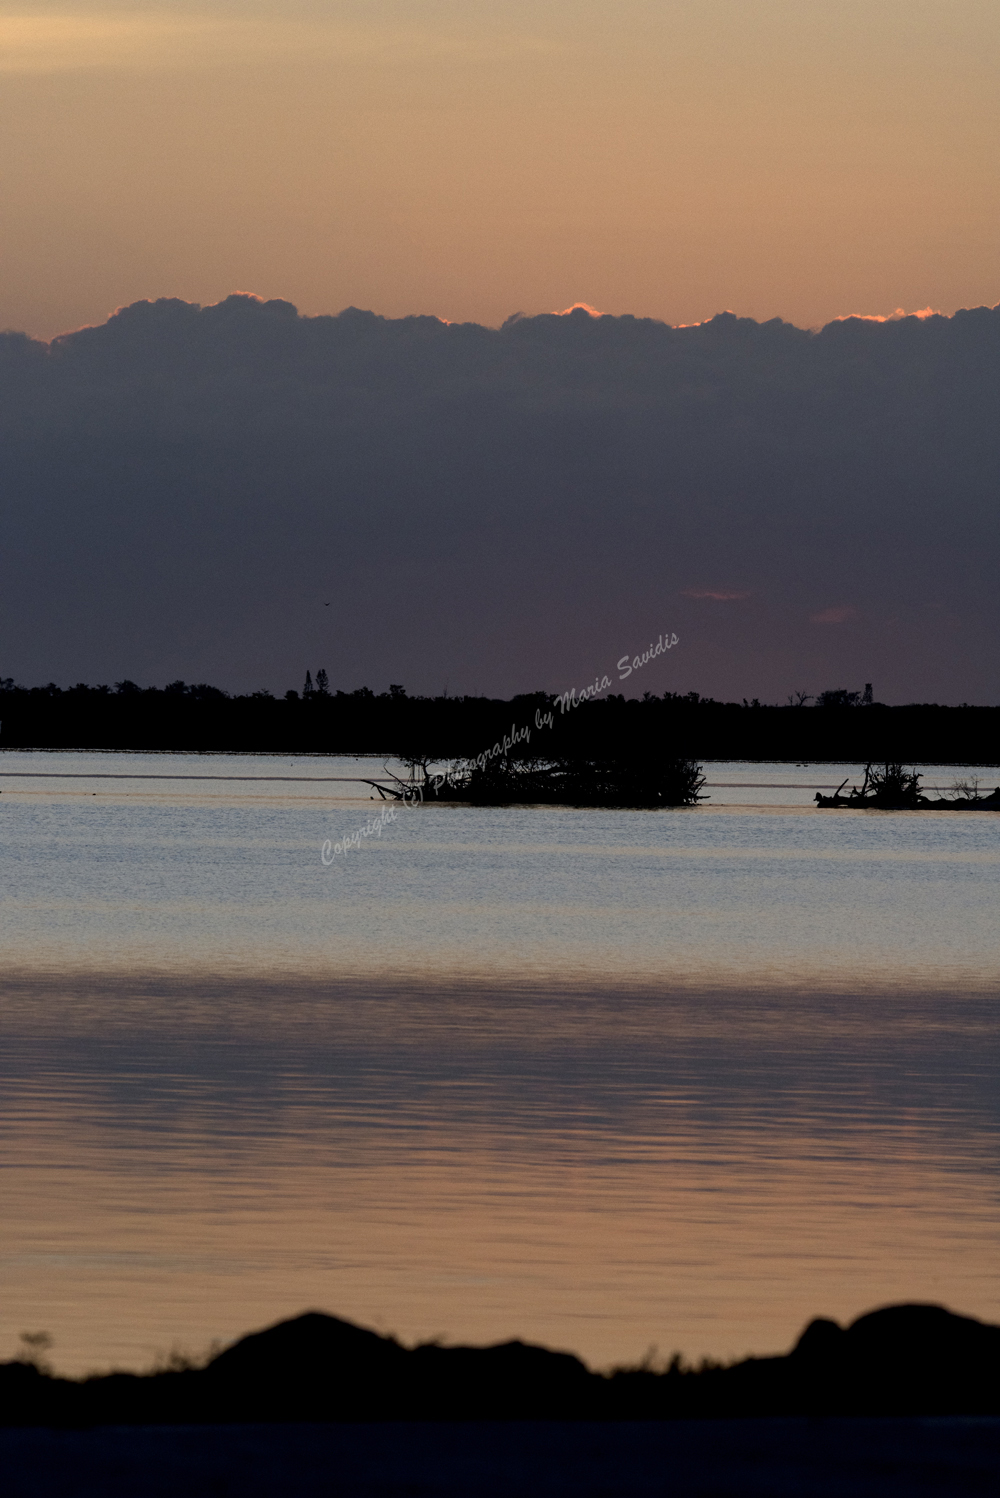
[862,682,873,706]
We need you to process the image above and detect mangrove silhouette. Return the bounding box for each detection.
[816,763,1000,809]
[2,1304,998,1426]
[373,755,707,808]
[1,678,998,764]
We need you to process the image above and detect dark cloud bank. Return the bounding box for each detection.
[2,297,998,703]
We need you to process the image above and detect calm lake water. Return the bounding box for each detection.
[1,750,998,1375]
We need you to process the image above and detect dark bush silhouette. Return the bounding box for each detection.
[1,1303,998,1427]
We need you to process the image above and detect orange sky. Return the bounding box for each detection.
[2,0,999,339]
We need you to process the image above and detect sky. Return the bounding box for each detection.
[1,2,999,704]
[2,0,1000,340]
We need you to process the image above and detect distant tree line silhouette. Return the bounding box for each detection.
[0,677,996,763]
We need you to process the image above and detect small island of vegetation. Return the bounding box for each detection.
[815,763,1000,810]
[372,754,707,808]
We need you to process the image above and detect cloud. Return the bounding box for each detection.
[0,295,998,704]
[0,13,221,73]
[831,307,942,325]
[0,13,557,75]
[683,590,751,601]
[810,606,857,625]
[675,310,738,329]
[554,303,604,317]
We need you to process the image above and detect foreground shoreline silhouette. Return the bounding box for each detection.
[4,1303,999,1426]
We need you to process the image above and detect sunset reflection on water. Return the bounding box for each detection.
[1,754,997,1375]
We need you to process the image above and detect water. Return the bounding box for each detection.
[1,750,998,1375]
